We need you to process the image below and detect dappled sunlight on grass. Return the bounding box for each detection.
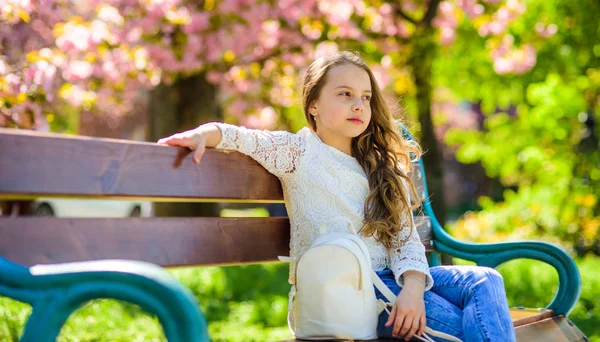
[58,299,165,342]
[0,296,30,341]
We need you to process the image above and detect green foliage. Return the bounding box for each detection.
[58,301,165,342]
[446,72,599,252]
[436,0,600,111]
[0,297,29,342]
[440,0,600,254]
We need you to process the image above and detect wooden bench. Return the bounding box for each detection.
[0,127,588,341]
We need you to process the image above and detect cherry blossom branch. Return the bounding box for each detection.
[395,6,417,25]
[423,0,441,26]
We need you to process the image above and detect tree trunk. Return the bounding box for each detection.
[0,201,33,216]
[410,27,452,264]
[147,74,223,217]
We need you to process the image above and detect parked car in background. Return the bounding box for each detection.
[33,198,153,217]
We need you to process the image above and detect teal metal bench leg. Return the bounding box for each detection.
[0,257,209,342]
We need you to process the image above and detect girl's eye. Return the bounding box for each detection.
[363,95,371,101]
[339,91,351,97]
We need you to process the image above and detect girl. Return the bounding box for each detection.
[158,51,516,342]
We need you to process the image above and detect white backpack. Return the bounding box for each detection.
[280,217,462,342]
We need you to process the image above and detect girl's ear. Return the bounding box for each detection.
[309,101,318,116]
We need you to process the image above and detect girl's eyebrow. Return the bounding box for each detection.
[334,85,372,93]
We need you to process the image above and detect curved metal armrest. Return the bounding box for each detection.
[419,183,581,315]
[0,257,209,342]
[396,121,581,316]
[433,235,581,316]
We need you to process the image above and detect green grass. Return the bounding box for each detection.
[1,256,598,341]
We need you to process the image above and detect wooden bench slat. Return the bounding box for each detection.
[515,316,587,342]
[0,129,429,204]
[0,217,289,267]
[0,217,433,267]
[0,128,282,202]
[511,308,555,327]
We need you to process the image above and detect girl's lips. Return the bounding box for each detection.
[347,118,363,124]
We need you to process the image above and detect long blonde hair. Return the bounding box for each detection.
[302,51,422,248]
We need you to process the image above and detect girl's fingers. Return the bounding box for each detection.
[396,313,411,338]
[392,312,408,337]
[418,314,426,336]
[158,136,182,145]
[385,303,397,327]
[404,316,420,341]
[158,132,206,165]
[157,134,179,144]
[158,136,195,149]
[193,144,206,164]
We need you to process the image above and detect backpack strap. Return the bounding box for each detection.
[371,269,462,342]
[286,284,297,336]
[371,269,398,303]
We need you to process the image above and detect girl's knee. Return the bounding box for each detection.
[465,267,507,299]
[480,266,504,285]
[462,266,503,283]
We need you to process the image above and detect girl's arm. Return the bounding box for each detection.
[158,122,305,178]
[388,211,434,291]
[387,175,434,290]
[385,210,432,340]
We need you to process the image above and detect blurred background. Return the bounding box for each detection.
[0,0,598,340]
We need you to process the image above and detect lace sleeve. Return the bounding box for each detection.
[211,122,304,178]
[388,166,433,291]
[388,179,434,291]
[388,212,434,291]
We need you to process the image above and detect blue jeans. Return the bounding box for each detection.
[375,266,516,342]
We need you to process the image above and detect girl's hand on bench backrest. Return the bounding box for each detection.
[157,124,222,164]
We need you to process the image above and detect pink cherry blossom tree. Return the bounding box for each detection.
[1,0,546,219]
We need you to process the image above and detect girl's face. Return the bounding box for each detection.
[309,63,372,152]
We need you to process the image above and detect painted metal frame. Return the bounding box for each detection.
[0,257,209,342]
[400,122,581,316]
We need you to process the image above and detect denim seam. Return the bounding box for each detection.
[433,282,492,341]
[471,287,492,342]
[424,317,464,337]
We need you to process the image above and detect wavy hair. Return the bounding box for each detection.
[302,51,422,248]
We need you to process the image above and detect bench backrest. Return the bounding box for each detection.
[0,127,433,268]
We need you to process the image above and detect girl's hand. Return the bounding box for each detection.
[385,284,426,340]
[157,124,220,164]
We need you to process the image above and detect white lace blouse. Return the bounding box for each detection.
[213,122,433,291]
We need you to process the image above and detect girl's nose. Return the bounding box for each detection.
[352,99,364,112]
